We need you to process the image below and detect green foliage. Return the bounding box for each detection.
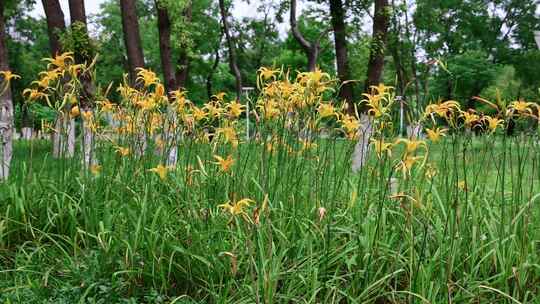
[431,50,500,105]
[480,65,522,102]
[14,103,56,130]
[60,21,96,63]
[3,127,540,302]
[6,10,49,107]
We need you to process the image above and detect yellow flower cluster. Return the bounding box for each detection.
[424,96,540,134]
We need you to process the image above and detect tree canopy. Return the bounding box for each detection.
[3,0,540,129]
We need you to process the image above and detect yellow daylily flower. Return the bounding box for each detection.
[395,138,428,154]
[81,110,93,121]
[258,67,280,81]
[226,100,245,118]
[425,127,447,142]
[508,100,534,117]
[90,164,102,176]
[483,116,504,133]
[369,83,393,95]
[155,83,165,98]
[218,198,254,221]
[216,127,239,148]
[115,146,130,157]
[136,98,157,111]
[34,74,54,88]
[68,64,84,77]
[371,138,393,158]
[192,106,208,121]
[425,100,461,120]
[98,100,115,113]
[0,70,21,83]
[461,111,480,127]
[23,88,47,101]
[213,154,235,173]
[205,102,223,119]
[317,103,337,118]
[397,156,425,177]
[172,91,190,113]
[297,68,330,86]
[44,52,74,69]
[339,114,360,137]
[149,164,170,180]
[70,106,81,118]
[257,100,280,119]
[212,92,227,102]
[136,68,159,87]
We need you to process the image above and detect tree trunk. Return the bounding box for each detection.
[68,0,87,25]
[52,110,76,158]
[155,1,177,166]
[69,0,97,169]
[219,0,242,101]
[351,114,373,172]
[120,0,145,85]
[329,0,354,109]
[41,0,65,56]
[364,0,389,93]
[156,0,177,93]
[290,0,321,72]
[354,0,389,172]
[0,2,13,181]
[42,0,76,158]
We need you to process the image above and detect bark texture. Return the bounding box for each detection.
[329,0,354,108]
[120,0,145,84]
[219,0,242,100]
[42,0,76,157]
[364,0,389,93]
[68,0,97,168]
[41,0,65,56]
[354,0,389,172]
[351,114,373,173]
[290,0,325,72]
[0,1,13,180]
[156,0,176,93]
[68,0,87,24]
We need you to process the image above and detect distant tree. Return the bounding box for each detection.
[218,0,242,100]
[155,0,177,93]
[329,0,353,108]
[175,2,192,89]
[66,0,93,63]
[290,0,326,71]
[41,0,65,56]
[67,0,97,169]
[68,0,86,27]
[0,0,14,180]
[365,0,389,94]
[120,0,145,85]
[41,0,76,158]
[206,35,222,99]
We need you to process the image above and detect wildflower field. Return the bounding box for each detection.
[1,56,540,303]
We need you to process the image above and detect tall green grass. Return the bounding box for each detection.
[1,127,540,303]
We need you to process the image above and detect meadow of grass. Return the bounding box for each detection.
[2,61,540,303]
[1,129,540,303]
